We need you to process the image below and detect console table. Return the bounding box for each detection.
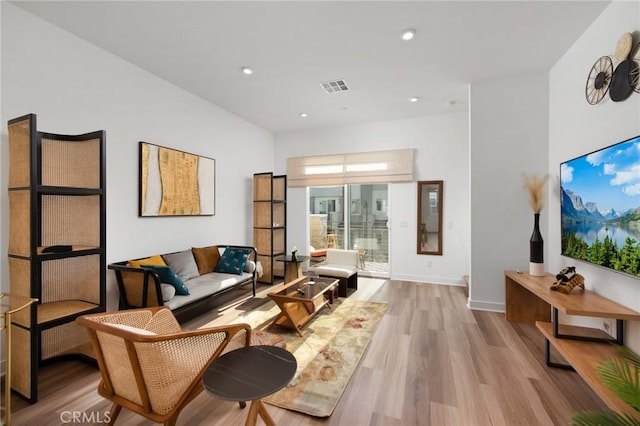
[504,270,640,418]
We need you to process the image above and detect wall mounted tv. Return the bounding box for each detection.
[560,134,640,278]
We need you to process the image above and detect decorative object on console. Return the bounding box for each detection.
[139,141,215,216]
[550,266,585,294]
[523,174,548,276]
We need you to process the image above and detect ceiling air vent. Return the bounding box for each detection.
[320,79,349,93]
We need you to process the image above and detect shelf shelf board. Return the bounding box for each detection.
[38,186,103,195]
[37,245,99,254]
[37,300,102,326]
[537,321,640,419]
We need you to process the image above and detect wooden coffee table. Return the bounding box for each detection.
[267,276,338,336]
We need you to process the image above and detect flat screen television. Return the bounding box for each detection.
[560,134,640,278]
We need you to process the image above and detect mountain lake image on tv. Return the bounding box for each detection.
[560,134,640,278]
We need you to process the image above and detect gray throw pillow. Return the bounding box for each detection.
[162,250,200,281]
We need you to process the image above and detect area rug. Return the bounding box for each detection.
[227,298,388,417]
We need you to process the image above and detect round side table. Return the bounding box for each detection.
[203,345,297,426]
[276,255,310,283]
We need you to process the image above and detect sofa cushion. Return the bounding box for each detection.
[314,264,358,278]
[162,250,200,281]
[244,260,256,273]
[160,284,176,302]
[165,271,251,311]
[142,265,190,296]
[215,247,252,275]
[191,246,221,275]
[129,254,166,268]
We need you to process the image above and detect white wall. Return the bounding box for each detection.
[275,111,470,285]
[548,1,640,351]
[469,72,550,311]
[1,4,275,309]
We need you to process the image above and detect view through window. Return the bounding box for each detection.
[309,184,389,276]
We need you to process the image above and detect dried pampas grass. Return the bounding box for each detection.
[522,173,549,213]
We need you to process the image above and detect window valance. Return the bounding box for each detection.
[287,149,414,187]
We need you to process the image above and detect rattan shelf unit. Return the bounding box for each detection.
[253,172,287,284]
[7,114,106,403]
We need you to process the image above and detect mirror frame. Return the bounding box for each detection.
[417,180,443,255]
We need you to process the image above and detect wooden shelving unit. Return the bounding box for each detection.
[505,270,640,419]
[253,172,286,284]
[7,114,106,402]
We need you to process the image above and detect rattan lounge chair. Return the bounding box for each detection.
[77,307,261,425]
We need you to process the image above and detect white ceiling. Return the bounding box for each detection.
[13,1,610,134]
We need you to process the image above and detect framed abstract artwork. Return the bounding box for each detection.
[139,141,215,216]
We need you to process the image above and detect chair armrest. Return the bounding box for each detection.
[108,261,165,309]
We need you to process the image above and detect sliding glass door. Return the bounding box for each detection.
[309,184,389,277]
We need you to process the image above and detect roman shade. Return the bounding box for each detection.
[287,148,413,187]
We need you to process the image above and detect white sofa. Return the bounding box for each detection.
[313,249,358,297]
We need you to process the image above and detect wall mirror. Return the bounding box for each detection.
[417,180,443,255]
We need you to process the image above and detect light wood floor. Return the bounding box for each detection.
[9,278,607,425]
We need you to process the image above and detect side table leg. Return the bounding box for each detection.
[245,399,275,426]
[257,399,276,426]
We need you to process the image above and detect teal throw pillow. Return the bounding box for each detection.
[142,264,190,296]
[214,248,252,275]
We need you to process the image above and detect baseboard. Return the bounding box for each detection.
[467,298,505,312]
[390,273,464,286]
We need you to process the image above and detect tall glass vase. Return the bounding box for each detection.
[529,213,544,276]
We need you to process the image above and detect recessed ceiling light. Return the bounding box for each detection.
[241,67,253,75]
[409,97,419,103]
[402,29,416,41]
[300,113,308,118]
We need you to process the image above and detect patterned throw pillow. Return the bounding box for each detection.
[214,248,252,275]
[141,264,190,295]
